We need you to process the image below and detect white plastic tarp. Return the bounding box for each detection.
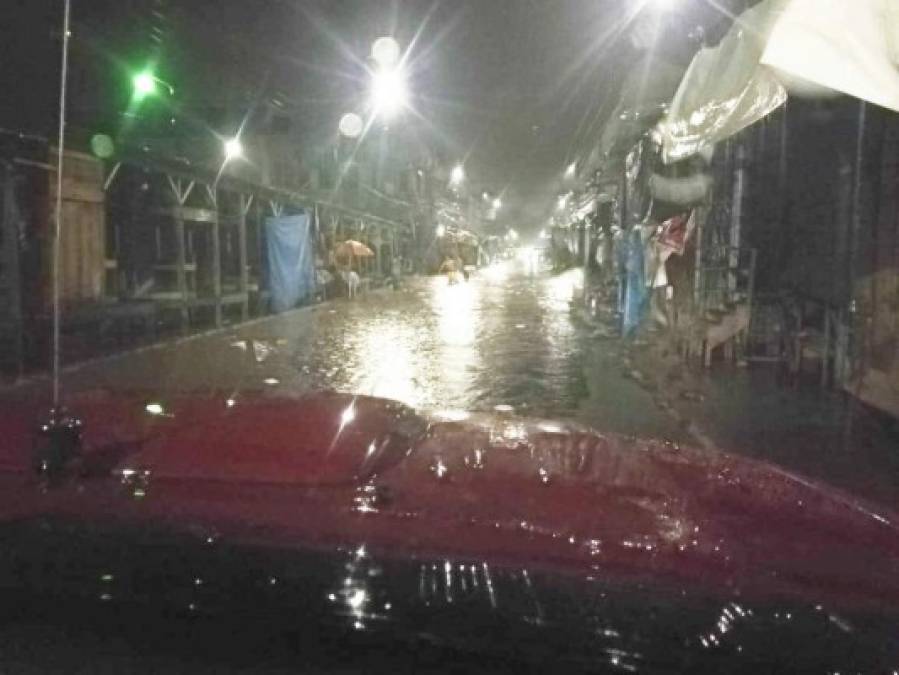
[656,1,787,164]
[760,0,899,113]
[649,172,713,205]
[658,0,899,163]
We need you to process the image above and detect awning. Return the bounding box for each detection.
[655,0,787,164]
[658,0,899,163]
[760,0,899,113]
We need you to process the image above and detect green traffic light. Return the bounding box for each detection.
[133,71,157,98]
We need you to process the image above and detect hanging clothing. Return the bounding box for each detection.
[658,212,695,256]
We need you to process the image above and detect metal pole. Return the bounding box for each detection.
[51,0,72,408]
[730,144,746,300]
[845,100,867,385]
[173,205,188,331]
[238,194,249,321]
[583,220,591,306]
[211,188,222,327]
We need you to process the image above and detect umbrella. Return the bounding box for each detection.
[334,240,375,258]
[451,230,480,246]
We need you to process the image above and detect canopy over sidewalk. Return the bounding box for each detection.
[657,0,899,163]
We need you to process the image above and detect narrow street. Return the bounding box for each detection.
[4,263,896,509]
[3,262,683,439]
[3,3,899,671]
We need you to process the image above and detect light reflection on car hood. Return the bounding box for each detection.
[0,389,897,671]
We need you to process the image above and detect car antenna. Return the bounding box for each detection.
[34,0,83,481]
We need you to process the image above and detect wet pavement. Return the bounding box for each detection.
[2,261,896,507]
[3,262,684,439]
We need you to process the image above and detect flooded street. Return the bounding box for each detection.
[287,263,588,416]
[5,263,897,506]
[3,3,898,671]
[12,262,679,441]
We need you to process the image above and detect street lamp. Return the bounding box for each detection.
[339,112,363,138]
[370,66,408,119]
[436,224,446,237]
[492,197,502,210]
[372,37,401,68]
[133,71,156,98]
[132,70,174,99]
[450,164,465,186]
[223,137,243,162]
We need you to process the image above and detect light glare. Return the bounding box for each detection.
[341,403,356,427]
[371,67,408,119]
[224,137,243,161]
[133,72,157,98]
[372,37,400,68]
[339,112,363,138]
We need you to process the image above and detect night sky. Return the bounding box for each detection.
[1,0,736,229]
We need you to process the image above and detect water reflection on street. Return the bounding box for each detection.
[294,262,589,419]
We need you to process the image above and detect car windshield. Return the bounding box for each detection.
[1,0,898,672]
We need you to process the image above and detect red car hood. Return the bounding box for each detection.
[0,389,897,612]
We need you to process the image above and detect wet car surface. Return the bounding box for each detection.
[4,0,899,670]
[1,388,897,672]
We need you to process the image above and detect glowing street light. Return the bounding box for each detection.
[370,66,408,119]
[339,112,363,138]
[133,71,157,98]
[436,224,446,237]
[132,70,174,99]
[223,137,243,161]
[372,37,401,68]
[492,197,502,210]
[565,162,577,178]
[450,164,465,186]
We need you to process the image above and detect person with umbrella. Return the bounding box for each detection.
[333,240,374,299]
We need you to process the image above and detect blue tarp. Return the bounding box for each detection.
[265,213,315,313]
[622,227,647,338]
